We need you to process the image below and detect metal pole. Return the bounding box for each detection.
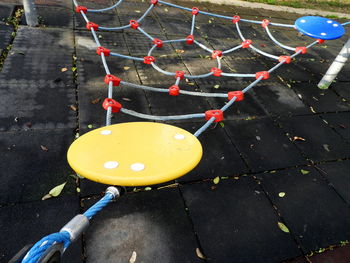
[318,38,350,89]
[23,0,38,27]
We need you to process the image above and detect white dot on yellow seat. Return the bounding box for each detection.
[131,163,145,171]
[174,133,185,140]
[104,161,119,169]
[101,130,112,135]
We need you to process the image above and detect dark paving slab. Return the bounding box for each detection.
[0,196,82,263]
[331,82,350,102]
[277,115,350,162]
[257,167,350,253]
[316,160,350,205]
[74,10,122,30]
[322,112,350,143]
[307,244,350,263]
[181,178,302,262]
[0,22,13,53]
[224,118,307,172]
[0,129,76,205]
[290,82,350,113]
[0,4,14,22]
[84,188,202,263]
[119,13,163,35]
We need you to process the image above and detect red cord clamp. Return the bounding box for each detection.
[144,56,155,64]
[96,46,110,56]
[212,50,223,59]
[175,71,185,80]
[102,98,122,113]
[317,39,325,44]
[169,85,180,96]
[278,55,291,64]
[262,19,270,28]
[86,22,99,31]
[255,71,270,80]
[228,91,244,101]
[192,7,199,15]
[242,39,252,48]
[205,110,224,122]
[130,20,139,29]
[211,68,222,77]
[153,38,163,48]
[186,35,194,45]
[232,15,240,24]
[151,0,158,5]
[76,6,87,14]
[104,74,121,86]
[295,46,307,54]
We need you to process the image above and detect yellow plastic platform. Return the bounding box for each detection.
[67,122,203,186]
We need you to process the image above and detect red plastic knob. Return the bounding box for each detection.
[175,71,185,80]
[242,39,252,48]
[130,20,139,29]
[255,71,270,80]
[96,46,110,56]
[232,15,240,24]
[205,110,224,122]
[102,98,122,113]
[317,39,325,44]
[186,35,194,45]
[76,6,87,14]
[295,46,307,54]
[262,19,270,28]
[153,38,163,48]
[228,91,244,101]
[86,22,99,31]
[143,56,155,64]
[278,56,291,64]
[211,68,222,77]
[151,0,158,5]
[192,7,199,15]
[169,85,180,96]
[104,74,121,86]
[212,50,223,59]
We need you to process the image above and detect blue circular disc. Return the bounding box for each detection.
[295,16,345,40]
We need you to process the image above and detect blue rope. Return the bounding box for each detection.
[22,231,71,263]
[84,192,114,220]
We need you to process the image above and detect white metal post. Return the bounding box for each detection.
[23,0,38,27]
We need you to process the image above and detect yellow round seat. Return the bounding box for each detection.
[67,122,203,186]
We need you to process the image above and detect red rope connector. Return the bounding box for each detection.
[205,110,224,122]
[228,91,244,101]
[295,46,307,54]
[151,0,158,5]
[96,46,110,56]
[192,7,199,15]
[153,38,163,48]
[211,68,222,77]
[317,39,325,44]
[278,55,291,64]
[86,22,99,31]
[175,71,185,80]
[255,71,270,80]
[232,15,240,24]
[102,98,122,113]
[242,39,252,48]
[169,85,180,96]
[212,50,223,59]
[130,20,139,29]
[76,6,87,14]
[186,35,194,45]
[104,74,121,86]
[144,56,155,64]
[262,19,270,28]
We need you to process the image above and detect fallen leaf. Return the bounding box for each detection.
[196,248,206,259]
[278,192,286,197]
[277,222,290,233]
[40,145,49,151]
[122,98,132,101]
[323,144,330,152]
[91,98,101,104]
[213,176,220,184]
[123,66,130,70]
[164,8,168,12]
[260,43,267,47]
[213,84,220,89]
[61,67,68,72]
[70,105,77,111]
[175,49,185,54]
[49,182,67,197]
[293,136,306,142]
[76,187,81,193]
[219,122,224,128]
[144,187,152,191]
[88,124,93,129]
[300,169,310,175]
[42,194,52,200]
[129,251,137,263]
[135,10,141,13]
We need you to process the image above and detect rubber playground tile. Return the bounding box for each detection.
[0,22,13,53]
[316,160,350,205]
[118,13,163,35]
[322,112,350,143]
[306,244,350,263]
[74,11,122,30]
[277,115,350,162]
[83,188,202,263]
[331,82,350,102]
[115,0,154,15]
[0,4,14,21]
[176,122,248,182]
[158,17,193,36]
[181,178,302,262]
[0,196,81,263]
[169,36,213,57]
[153,4,189,24]
[257,167,350,253]
[0,129,76,205]
[1,27,74,84]
[290,82,350,113]
[224,118,307,172]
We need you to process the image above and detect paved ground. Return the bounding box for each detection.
[1,0,350,262]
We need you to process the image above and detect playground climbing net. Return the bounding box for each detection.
[17,0,350,262]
